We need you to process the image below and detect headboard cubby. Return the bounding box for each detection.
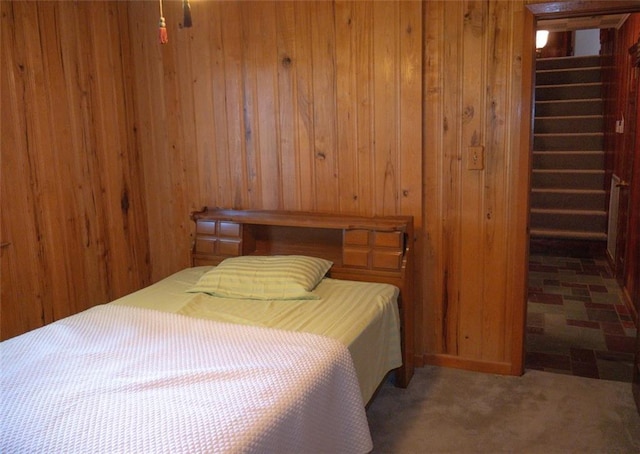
[190,208,415,387]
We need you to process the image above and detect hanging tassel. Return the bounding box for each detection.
[158,0,168,44]
[183,0,192,28]
[159,17,168,44]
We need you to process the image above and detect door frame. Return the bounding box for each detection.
[518,1,640,372]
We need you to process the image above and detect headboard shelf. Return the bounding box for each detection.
[190,207,415,387]
[193,208,411,232]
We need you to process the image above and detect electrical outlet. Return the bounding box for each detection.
[467,146,484,170]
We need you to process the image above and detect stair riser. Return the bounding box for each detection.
[532,172,605,190]
[532,57,607,240]
[529,230,607,241]
[536,84,602,101]
[534,117,603,134]
[530,191,607,211]
[536,56,602,70]
[532,152,604,170]
[536,68,602,85]
[530,211,607,233]
[534,134,603,151]
[535,100,603,117]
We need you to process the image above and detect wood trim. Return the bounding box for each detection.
[508,2,535,376]
[526,1,640,18]
[423,353,514,376]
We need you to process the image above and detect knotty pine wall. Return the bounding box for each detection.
[2,0,534,376]
[1,1,151,340]
[125,0,423,280]
[423,0,531,373]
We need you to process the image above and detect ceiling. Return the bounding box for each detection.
[538,13,630,31]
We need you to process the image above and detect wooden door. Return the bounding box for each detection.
[615,43,638,281]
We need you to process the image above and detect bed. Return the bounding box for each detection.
[1,208,414,453]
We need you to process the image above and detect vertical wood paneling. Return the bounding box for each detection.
[4,0,533,376]
[423,0,446,358]
[221,3,247,209]
[459,0,487,359]
[1,1,150,340]
[354,1,374,216]
[191,3,218,206]
[293,3,316,211]
[125,0,423,280]
[335,1,358,213]
[423,0,530,372]
[240,4,262,209]
[399,1,423,218]
[373,1,399,216]
[311,2,339,212]
[253,3,281,210]
[1,1,49,338]
[442,0,464,356]
[172,12,201,217]
[481,0,511,362]
[275,1,300,210]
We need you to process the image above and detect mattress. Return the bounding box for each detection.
[111,266,403,403]
[1,304,372,453]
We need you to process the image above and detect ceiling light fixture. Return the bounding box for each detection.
[536,30,549,50]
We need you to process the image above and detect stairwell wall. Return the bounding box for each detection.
[602,13,640,319]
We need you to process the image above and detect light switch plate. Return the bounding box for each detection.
[467,146,484,170]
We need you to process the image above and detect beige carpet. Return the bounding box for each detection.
[366,365,640,453]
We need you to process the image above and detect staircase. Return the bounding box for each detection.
[531,55,607,241]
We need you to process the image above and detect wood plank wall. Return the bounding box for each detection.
[422,0,531,373]
[2,0,534,376]
[1,1,150,340]
[125,0,423,282]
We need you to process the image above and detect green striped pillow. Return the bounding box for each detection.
[187,255,333,300]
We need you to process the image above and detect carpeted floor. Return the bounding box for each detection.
[366,365,640,453]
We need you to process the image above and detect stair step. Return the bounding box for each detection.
[536,67,602,85]
[530,228,608,241]
[530,188,607,210]
[534,115,603,134]
[530,208,607,233]
[532,57,609,241]
[531,169,605,190]
[532,151,604,170]
[536,56,602,70]
[535,99,603,117]
[534,133,603,151]
[536,82,602,101]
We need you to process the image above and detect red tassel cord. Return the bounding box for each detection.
[158,0,168,44]
[159,16,168,44]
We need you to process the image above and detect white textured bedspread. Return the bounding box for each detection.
[1,305,373,453]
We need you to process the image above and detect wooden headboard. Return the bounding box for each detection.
[190,208,415,387]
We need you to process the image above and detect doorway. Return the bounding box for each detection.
[524,2,640,381]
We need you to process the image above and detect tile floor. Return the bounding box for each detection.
[526,254,637,382]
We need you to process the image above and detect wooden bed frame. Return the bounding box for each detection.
[190,208,415,388]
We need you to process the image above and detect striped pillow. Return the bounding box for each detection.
[187,255,333,300]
